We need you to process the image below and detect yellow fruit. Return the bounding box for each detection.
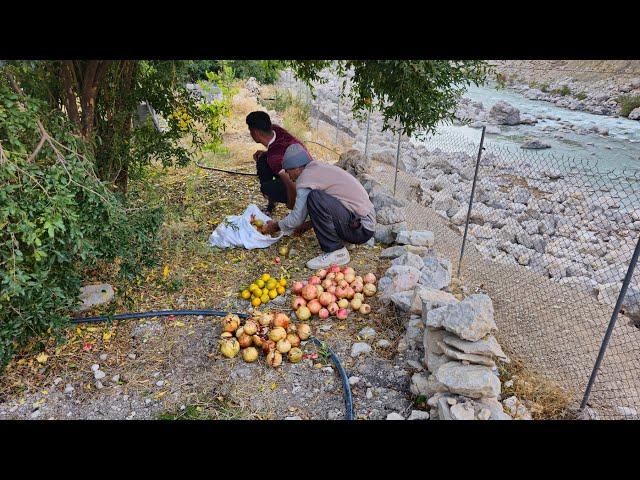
[261,274,271,282]
[251,297,261,307]
[277,286,285,295]
[256,279,265,289]
[268,289,278,299]
[279,278,287,287]
[254,219,264,227]
[260,293,270,304]
[266,279,277,290]
[241,290,251,299]
[249,283,258,292]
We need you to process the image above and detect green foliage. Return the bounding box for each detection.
[617,94,640,117]
[575,92,588,101]
[540,83,549,92]
[0,78,163,369]
[552,85,571,96]
[289,60,491,137]
[182,60,284,85]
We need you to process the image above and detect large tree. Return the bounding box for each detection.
[288,60,492,136]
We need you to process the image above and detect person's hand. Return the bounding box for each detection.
[293,221,312,237]
[253,150,266,161]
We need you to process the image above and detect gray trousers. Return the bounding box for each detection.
[306,189,374,252]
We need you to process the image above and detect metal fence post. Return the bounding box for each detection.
[335,87,341,145]
[364,109,372,157]
[393,130,402,197]
[457,126,486,278]
[579,234,640,413]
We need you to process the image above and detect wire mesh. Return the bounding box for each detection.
[298,69,640,419]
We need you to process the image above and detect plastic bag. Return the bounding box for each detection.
[208,204,283,249]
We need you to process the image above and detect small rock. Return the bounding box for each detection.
[111,374,120,383]
[377,339,391,348]
[386,412,404,420]
[348,376,360,386]
[366,388,373,399]
[322,367,334,375]
[358,327,376,340]
[53,377,62,386]
[95,381,104,390]
[156,380,165,387]
[91,364,100,372]
[64,384,74,394]
[319,324,332,332]
[521,139,551,149]
[99,353,108,361]
[504,380,514,388]
[127,353,137,360]
[447,397,457,406]
[408,410,430,420]
[351,342,372,358]
[477,408,491,420]
[407,359,423,370]
[328,410,341,420]
[93,370,106,380]
[285,416,302,420]
[450,401,475,420]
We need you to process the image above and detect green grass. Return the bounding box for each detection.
[575,92,587,101]
[157,399,249,420]
[617,94,640,117]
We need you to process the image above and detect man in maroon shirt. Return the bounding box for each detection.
[246,111,310,214]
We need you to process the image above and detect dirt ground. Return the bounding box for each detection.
[0,82,418,420]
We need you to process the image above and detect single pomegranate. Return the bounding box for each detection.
[321,278,333,289]
[296,306,311,321]
[292,281,305,294]
[337,298,349,309]
[307,299,322,315]
[317,269,328,279]
[364,273,377,284]
[319,292,333,306]
[359,303,371,314]
[338,279,349,289]
[363,283,377,297]
[336,287,348,299]
[344,272,356,284]
[273,313,290,329]
[335,272,345,282]
[327,285,337,295]
[343,267,355,276]
[309,276,321,286]
[328,264,341,274]
[336,308,349,320]
[301,284,318,301]
[350,298,363,310]
[292,296,307,310]
[327,302,339,315]
[318,308,329,319]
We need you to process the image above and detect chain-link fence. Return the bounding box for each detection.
[280,68,640,419]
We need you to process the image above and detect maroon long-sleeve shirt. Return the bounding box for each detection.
[266,125,310,174]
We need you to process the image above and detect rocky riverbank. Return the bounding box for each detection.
[304,69,640,323]
[491,60,640,119]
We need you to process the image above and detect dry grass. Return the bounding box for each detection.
[498,355,575,419]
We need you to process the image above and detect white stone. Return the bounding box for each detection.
[93,370,106,380]
[437,341,497,367]
[425,294,497,342]
[348,376,360,386]
[413,286,459,316]
[419,255,452,290]
[376,339,391,348]
[391,252,425,270]
[450,401,476,420]
[351,342,372,358]
[441,333,508,362]
[435,362,501,399]
[386,412,405,420]
[358,327,376,340]
[408,410,430,420]
[396,230,435,247]
[78,284,115,312]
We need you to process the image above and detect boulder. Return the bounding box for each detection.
[391,252,425,270]
[410,285,459,315]
[435,361,501,399]
[628,107,640,121]
[521,139,551,149]
[488,100,520,125]
[336,149,370,178]
[395,230,435,247]
[436,341,497,368]
[450,401,476,420]
[425,294,497,342]
[419,255,452,290]
[78,284,115,312]
[380,245,433,259]
[376,206,406,225]
[441,333,508,362]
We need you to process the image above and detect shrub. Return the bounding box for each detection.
[0,79,163,368]
[552,85,572,96]
[617,94,640,117]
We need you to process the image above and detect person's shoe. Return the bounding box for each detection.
[306,247,350,270]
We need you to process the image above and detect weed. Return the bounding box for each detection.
[617,94,640,117]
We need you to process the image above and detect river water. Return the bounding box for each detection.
[422,84,640,173]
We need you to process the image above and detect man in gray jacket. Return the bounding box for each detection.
[261,144,375,269]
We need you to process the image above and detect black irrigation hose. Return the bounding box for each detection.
[195,162,258,176]
[310,336,354,421]
[71,309,354,420]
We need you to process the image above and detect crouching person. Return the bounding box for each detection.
[261,144,375,269]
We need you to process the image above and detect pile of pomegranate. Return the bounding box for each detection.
[291,264,377,321]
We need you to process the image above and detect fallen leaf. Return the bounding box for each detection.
[103,331,112,342]
[82,342,93,352]
[270,383,277,390]
[163,265,170,279]
[32,398,46,408]
[36,353,49,364]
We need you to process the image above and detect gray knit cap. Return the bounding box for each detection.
[282,143,312,170]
